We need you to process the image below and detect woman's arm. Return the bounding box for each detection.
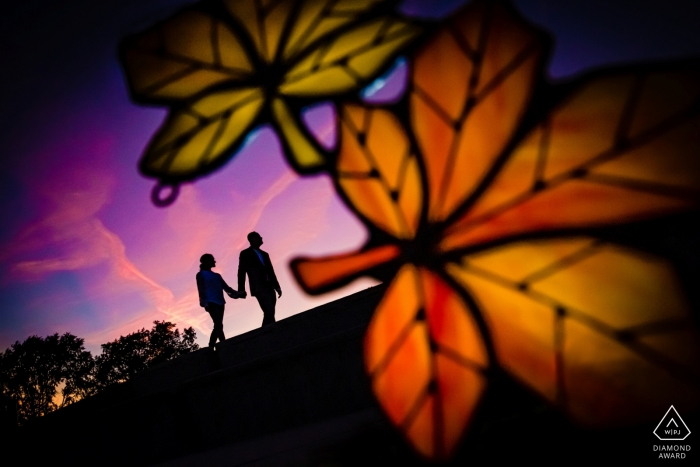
[196,272,207,307]
[221,277,240,299]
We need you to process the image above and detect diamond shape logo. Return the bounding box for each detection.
[654,405,691,441]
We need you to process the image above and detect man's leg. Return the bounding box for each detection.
[255,289,277,327]
[206,303,226,346]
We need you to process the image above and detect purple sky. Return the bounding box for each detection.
[1,0,699,353]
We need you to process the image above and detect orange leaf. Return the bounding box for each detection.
[447,239,700,426]
[442,63,700,251]
[411,0,546,222]
[365,265,487,460]
[291,245,399,294]
[336,105,423,239]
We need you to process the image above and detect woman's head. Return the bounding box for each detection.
[200,253,215,269]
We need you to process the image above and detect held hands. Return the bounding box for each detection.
[227,290,245,299]
[230,290,247,299]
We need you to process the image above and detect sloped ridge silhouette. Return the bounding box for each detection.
[9,285,387,466]
[8,283,690,466]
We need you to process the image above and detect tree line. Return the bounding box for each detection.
[0,321,199,426]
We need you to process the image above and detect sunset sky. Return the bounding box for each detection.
[1,0,699,354]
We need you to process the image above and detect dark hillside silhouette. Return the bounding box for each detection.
[7,285,690,465]
[0,321,198,425]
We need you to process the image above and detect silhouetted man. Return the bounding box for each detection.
[238,232,282,327]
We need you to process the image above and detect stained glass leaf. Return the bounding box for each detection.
[140,88,264,179]
[222,0,387,63]
[366,265,488,460]
[271,97,328,171]
[334,104,422,239]
[291,245,399,294]
[410,0,546,222]
[122,0,424,192]
[286,0,700,461]
[442,63,700,251]
[280,16,421,96]
[121,9,254,103]
[446,238,700,425]
[222,0,295,63]
[277,14,422,172]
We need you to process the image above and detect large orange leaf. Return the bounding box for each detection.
[366,265,488,460]
[291,245,399,294]
[447,239,700,425]
[442,63,700,251]
[411,0,546,222]
[289,1,700,462]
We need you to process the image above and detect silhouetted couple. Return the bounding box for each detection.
[196,232,282,347]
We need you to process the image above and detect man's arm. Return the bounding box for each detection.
[265,252,282,298]
[237,251,248,298]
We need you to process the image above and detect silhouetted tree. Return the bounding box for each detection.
[94,321,198,388]
[0,321,199,424]
[0,333,95,424]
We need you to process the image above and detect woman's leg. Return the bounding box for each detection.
[206,303,226,346]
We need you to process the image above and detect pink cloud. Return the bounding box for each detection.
[84,168,305,347]
[5,169,115,280]
[127,184,222,282]
[221,169,298,260]
[0,151,187,347]
[0,109,375,351]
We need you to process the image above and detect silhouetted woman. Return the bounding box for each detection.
[196,253,239,348]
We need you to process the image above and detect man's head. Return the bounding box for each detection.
[200,253,215,269]
[247,231,263,248]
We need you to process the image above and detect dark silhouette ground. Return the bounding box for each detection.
[4,280,697,466]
